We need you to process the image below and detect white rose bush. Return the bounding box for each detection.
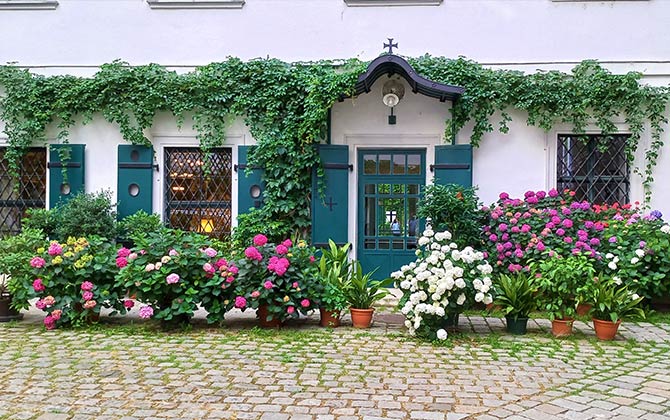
[391,228,493,340]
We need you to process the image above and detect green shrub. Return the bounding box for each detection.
[0,228,47,308]
[118,210,163,243]
[54,190,117,240]
[22,208,58,238]
[232,209,293,251]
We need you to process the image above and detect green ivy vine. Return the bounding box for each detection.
[0,56,667,236]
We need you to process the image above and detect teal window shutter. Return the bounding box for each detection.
[237,145,264,214]
[48,144,85,208]
[433,144,472,187]
[117,145,154,220]
[311,145,349,247]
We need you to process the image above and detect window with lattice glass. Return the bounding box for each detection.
[0,147,47,236]
[164,148,232,239]
[556,134,630,204]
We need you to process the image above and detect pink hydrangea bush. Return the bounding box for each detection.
[115,228,238,325]
[234,235,320,323]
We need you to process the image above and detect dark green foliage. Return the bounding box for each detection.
[22,208,58,238]
[418,184,483,248]
[232,209,294,251]
[118,210,163,243]
[0,228,47,306]
[494,273,538,321]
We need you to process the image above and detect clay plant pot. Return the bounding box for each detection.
[505,316,529,335]
[0,294,23,323]
[257,305,283,328]
[576,303,593,316]
[350,308,374,328]
[319,308,341,328]
[593,318,621,341]
[551,317,574,337]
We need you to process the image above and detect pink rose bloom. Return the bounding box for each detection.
[253,234,268,246]
[275,245,288,255]
[81,281,94,291]
[43,296,55,307]
[51,309,62,321]
[116,257,128,268]
[30,256,45,269]
[123,299,134,309]
[82,291,94,301]
[144,263,155,272]
[292,282,299,288]
[300,299,310,308]
[251,290,261,298]
[234,296,247,309]
[166,273,180,284]
[168,249,178,257]
[48,242,63,256]
[33,278,45,293]
[282,239,292,248]
[264,281,274,289]
[203,247,217,258]
[83,300,97,309]
[117,247,131,258]
[35,299,46,310]
[128,252,138,261]
[44,315,56,330]
[286,306,295,314]
[138,305,154,319]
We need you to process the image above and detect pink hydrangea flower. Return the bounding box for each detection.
[203,262,215,274]
[117,247,131,258]
[82,291,94,301]
[275,244,288,255]
[51,309,62,321]
[116,257,128,268]
[81,281,94,291]
[44,315,56,330]
[286,306,295,314]
[166,273,180,284]
[234,296,247,309]
[292,282,299,288]
[83,300,96,309]
[145,263,155,272]
[251,290,261,298]
[282,239,292,248]
[168,249,179,257]
[226,276,234,283]
[253,234,268,246]
[300,299,310,308]
[33,278,45,293]
[48,242,63,256]
[138,305,154,319]
[35,299,46,310]
[548,189,559,198]
[244,247,263,261]
[43,296,55,307]
[309,256,316,263]
[215,258,228,268]
[203,247,217,258]
[128,252,138,261]
[264,280,274,289]
[30,256,45,269]
[229,266,239,274]
[123,299,134,309]
[499,192,510,200]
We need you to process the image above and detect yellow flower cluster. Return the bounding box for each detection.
[74,254,93,269]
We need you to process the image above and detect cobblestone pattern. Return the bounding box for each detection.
[0,302,668,420]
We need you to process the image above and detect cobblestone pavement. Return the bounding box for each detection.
[0,299,669,420]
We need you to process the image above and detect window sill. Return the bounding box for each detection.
[0,0,58,10]
[147,0,244,9]
[344,0,442,6]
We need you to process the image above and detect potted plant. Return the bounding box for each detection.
[533,252,595,337]
[588,275,644,340]
[343,261,391,328]
[494,273,537,335]
[315,240,351,327]
[0,275,23,322]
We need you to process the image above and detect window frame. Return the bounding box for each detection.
[146,0,244,9]
[0,0,58,10]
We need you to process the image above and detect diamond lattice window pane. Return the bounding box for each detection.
[0,148,47,236]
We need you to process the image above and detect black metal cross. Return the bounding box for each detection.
[324,197,337,211]
[384,38,398,54]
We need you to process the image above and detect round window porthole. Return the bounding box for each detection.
[60,183,71,195]
[128,183,140,197]
[250,184,262,199]
[130,149,140,161]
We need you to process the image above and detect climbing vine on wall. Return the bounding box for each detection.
[0,56,667,236]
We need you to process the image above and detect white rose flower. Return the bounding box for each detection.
[456,293,466,305]
[431,293,441,301]
[661,224,670,234]
[450,242,458,249]
[445,278,455,290]
[435,232,447,241]
[631,257,640,264]
[436,329,448,340]
[635,249,645,258]
[613,256,620,263]
[483,276,492,287]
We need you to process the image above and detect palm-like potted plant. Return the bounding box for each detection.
[588,275,644,340]
[342,261,391,328]
[494,273,537,335]
[533,253,595,337]
[316,240,351,327]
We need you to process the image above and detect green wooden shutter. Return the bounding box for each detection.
[48,144,85,208]
[433,144,472,187]
[311,145,349,247]
[237,145,264,214]
[117,145,154,220]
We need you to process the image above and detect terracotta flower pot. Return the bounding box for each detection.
[257,305,282,328]
[319,308,341,328]
[593,318,621,341]
[576,303,592,316]
[551,317,574,337]
[350,308,374,328]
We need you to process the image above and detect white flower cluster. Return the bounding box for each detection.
[392,229,493,337]
[661,224,670,234]
[605,253,620,270]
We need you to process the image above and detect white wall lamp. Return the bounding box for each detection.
[382,78,405,125]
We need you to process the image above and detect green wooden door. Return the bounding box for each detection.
[357,149,425,279]
[311,145,349,248]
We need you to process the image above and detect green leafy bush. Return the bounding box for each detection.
[0,228,47,308]
[232,209,293,252]
[494,273,538,321]
[118,210,163,244]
